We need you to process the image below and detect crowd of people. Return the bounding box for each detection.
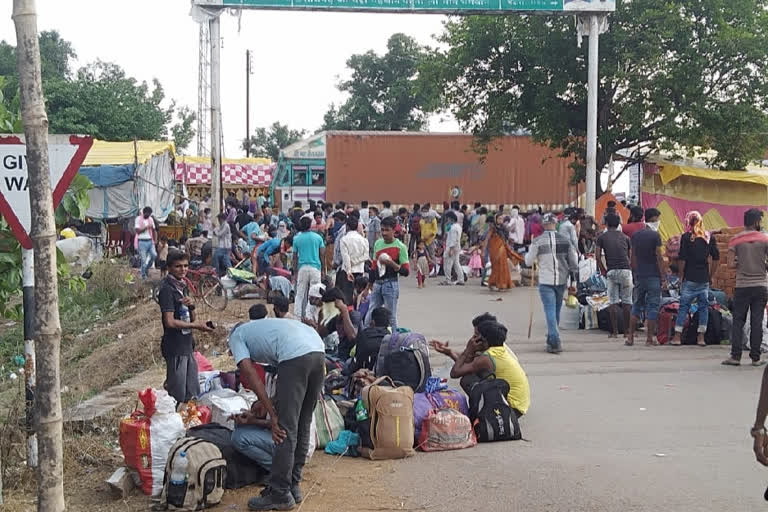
[148,192,768,510]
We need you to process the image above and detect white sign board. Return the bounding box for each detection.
[0,135,93,249]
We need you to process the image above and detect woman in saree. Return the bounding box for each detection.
[483,214,525,291]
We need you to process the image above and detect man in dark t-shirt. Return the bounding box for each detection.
[629,208,665,346]
[596,214,633,340]
[157,250,213,403]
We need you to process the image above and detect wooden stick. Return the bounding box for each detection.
[527,263,536,339]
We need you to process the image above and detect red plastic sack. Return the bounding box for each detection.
[119,411,153,495]
[138,388,158,417]
[417,408,476,452]
[238,362,267,390]
[198,405,212,425]
[194,351,214,372]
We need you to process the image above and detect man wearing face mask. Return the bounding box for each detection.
[627,208,665,346]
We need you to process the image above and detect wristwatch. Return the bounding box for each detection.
[751,426,766,438]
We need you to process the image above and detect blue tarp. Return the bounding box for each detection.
[79,164,135,187]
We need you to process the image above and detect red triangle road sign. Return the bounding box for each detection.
[0,135,94,249]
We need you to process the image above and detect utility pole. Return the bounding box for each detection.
[13,1,66,511]
[585,14,600,218]
[210,15,222,216]
[23,248,37,470]
[245,49,251,158]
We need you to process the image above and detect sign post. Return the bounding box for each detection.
[0,134,93,469]
[192,0,614,216]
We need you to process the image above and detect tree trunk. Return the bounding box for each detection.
[12,1,66,511]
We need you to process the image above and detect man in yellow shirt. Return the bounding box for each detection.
[419,203,439,265]
[431,314,530,417]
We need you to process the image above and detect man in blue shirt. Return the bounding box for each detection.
[240,218,265,270]
[292,217,326,320]
[229,319,324,511]
[255,236,289,276]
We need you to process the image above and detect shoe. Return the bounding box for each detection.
[291,483,303,504]
[546,346,561,354]
[721,358,741,366]
[455,281,465,286]
[753,360,767,367]
[248,490,296,511]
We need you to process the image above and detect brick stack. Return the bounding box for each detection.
[711,227,744,298]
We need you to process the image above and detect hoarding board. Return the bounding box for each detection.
[193,0,614,13]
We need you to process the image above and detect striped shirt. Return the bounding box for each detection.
[525,230,578,286]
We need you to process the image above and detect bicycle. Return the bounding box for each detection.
[152,265,228,311]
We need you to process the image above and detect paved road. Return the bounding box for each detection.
[390,277,767,511]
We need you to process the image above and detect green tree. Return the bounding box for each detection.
[170,105,196,154]
[242,121,307,161]
[322,33,441,131]
[432,1,768,194]
[0,31,195,145]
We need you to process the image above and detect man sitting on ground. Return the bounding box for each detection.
[345,307,391,374]
[430,316,530,418]
[273,294,297,320]
[231,399,275,473]
[249,303,268,320]
[304,287,361,360]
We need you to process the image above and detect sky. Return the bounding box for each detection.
[0,1,628,193]
[0,0,457,157]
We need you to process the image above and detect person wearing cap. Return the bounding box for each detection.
[304,283,326,323]
[229,319,324,510]
[525,213,578,354]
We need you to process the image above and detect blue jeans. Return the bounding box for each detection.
[675,281,709,333]
[231,425,274,471]
[138,239,156,279]
[539,284,566,348]
[366,279,400,329]
[632,277,662,321]
[212,247,230,277]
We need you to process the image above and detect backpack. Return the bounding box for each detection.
[666,235,682,260]
[160,437,226,510]
[185,424,267,489]
[375,332,430,380]
[360,376,416,460]
[379,347,430,393]
[468,376,522,442]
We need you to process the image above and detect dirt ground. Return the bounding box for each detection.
[1,278,404,512]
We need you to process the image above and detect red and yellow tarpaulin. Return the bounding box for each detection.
[642,162,768,241]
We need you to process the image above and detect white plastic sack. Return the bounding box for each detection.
[199,388,248,429]
[198,371,222,394]
[306,414,317,463]
[149,409,185,496]
[579,258,597,283]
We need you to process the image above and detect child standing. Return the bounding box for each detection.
[157,235,169,277]
[468,246,483,278]
[416,241,431,288]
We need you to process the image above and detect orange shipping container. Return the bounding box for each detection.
[324,132,579,208]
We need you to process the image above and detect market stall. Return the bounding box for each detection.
[79,140,176,221]
[175,156,276,207]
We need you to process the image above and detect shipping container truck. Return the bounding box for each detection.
[270,131,579,212]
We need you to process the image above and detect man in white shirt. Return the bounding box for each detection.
[380,200,394,219]
[338,216,370,305]
[441,211,464,286]
[135,206,157,279]
[508,207,525,248]
[359,201,370,231]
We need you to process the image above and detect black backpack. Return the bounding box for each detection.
[186,424,267,489]
[468,376,521,442]
[379,347,430,393]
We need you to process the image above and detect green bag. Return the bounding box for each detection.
[313,397,344,449]
[227,267,257,283]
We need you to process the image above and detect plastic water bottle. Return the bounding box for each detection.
[170,451,189,486]
[167,451,189,506]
